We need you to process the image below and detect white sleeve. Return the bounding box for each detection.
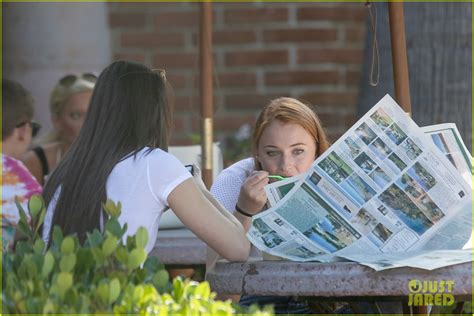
[211,168,246,213]
[146,151,192,206]
[42,187,61,244]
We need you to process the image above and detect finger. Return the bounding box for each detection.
[246,170,269,185]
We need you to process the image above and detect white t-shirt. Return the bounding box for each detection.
[42,147,192,253]
[210,157,255,213]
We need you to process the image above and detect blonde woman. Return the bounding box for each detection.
[22,73,96,185]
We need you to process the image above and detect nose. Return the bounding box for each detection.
[278,154,296,177]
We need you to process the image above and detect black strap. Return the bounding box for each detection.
[235,204,253,217]
[33,146,49,177]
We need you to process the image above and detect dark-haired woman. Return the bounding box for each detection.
[41,61,250,262]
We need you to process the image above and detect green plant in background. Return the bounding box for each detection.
[2,195,273,315]
[221,124,252,166]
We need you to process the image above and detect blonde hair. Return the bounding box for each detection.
[35,74,96,145]
[252,97,330,170]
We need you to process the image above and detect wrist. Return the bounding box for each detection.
[235,204,253,217]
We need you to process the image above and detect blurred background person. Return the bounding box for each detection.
[22,73,97,185]
[2,79,42,250]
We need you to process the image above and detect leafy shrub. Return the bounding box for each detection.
[2,196,272,315]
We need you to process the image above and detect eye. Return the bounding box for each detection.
[266,151,279,157]
[69,112,83,120]
[293,148,305,155]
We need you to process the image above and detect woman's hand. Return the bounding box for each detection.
[236,170,269,215]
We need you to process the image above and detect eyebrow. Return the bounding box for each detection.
[263,143,307,149]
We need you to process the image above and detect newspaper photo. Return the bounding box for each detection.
[421,123,472,185]
[248,94,472,268]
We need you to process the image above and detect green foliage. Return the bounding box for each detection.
[2,195,273,316]
[220,124,252,165]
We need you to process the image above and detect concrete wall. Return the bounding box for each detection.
[3,2,111,137]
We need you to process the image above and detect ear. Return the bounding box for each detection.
[16,123,29,141]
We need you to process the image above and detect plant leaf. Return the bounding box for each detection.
[109,278,121,305]
[56,272,73,292]
[28,195,44,220]
[42,251,55,277]
[127,248,146,270]
[60,236,75,254]
[135,227,148,249]
[102,235,118,257]
[59,254,76,272]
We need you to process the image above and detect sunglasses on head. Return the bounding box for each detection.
[58,72,98,87]
[16,121,41,137]
[117,69,166,82]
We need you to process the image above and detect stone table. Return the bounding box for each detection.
[206,258,472,314]
[150,228,207,266]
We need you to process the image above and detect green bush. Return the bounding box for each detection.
[2,196,272,315]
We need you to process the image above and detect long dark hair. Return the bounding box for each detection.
[43,60,172,242]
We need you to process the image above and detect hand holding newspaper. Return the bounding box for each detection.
[248,94,472,270]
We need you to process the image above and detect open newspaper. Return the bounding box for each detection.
[248,94,472,270]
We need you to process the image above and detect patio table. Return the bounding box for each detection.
[206,257,472,315]
[149,228,207,266]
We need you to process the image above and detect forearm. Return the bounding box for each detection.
[201,189,247,231]
[233,209,253,232]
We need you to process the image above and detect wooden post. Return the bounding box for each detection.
[199,2,213,188]
[388,2,412,114]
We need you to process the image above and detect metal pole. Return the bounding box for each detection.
[388,2,412,114]
[200,2,213,188]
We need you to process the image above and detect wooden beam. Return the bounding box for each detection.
[388,2,412,114]
[199,2,213,188]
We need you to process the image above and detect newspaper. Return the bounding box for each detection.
[421,123,472,185]
[249,94,472,269]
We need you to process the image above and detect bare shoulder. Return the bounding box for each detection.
[20,142,59,184]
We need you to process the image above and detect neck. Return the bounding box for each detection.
[60,142,71,154]
[2,139,21,159]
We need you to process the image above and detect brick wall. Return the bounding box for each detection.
[108,2,367,148]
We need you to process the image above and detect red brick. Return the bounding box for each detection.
[173,95,220,112]
[169,137,195,146]
[346,27,367,42]
[167,73,188,90]
[263,28,337,43]
[213,30,257,45]
[298,91,359,107]
[265,71,340,86]
[113,53,145,63]
[225,94,283,110]
[171,116,186,131]
[121,33,184,48]
[346,70,363,85]
[173,95,200,112]
[298,48,364,64]
[213,114,257,131]
[154,11,199,28]
[224,8,288,24]
[109,13,146,28]
[225,50,288,67]
[297,6,367,22]
[153,53,198,69]
[217,73,257,87]
[318,113,356,128]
